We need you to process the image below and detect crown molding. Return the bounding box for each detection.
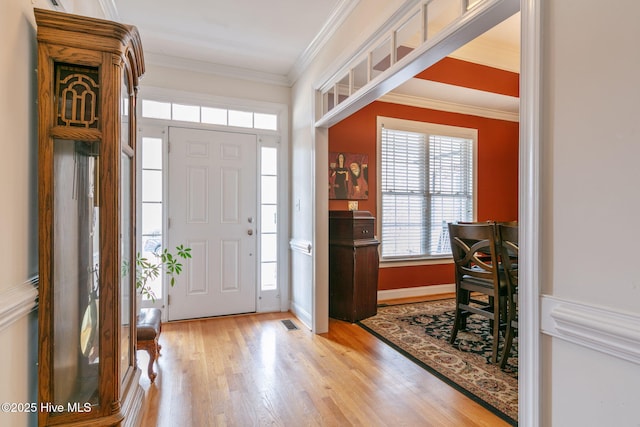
[288,0,361,85]
[98,0,119,21]
[52,0,119,20]
[142,1,362,88]
[314,0,422,91]
[144,52,291,87]
[379,90,519,122]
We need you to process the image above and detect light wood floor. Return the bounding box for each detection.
[138,302,512,426]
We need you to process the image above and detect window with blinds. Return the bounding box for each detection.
[379,118,475,260]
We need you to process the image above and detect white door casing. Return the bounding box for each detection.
[167,127,257,320]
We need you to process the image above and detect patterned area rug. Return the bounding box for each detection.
[358,298,518,425]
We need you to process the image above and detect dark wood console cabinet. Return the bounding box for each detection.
[329,211,380,322]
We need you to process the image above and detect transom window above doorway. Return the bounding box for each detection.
[141,99,278,131]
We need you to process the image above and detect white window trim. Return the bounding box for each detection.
[376,115,478,264]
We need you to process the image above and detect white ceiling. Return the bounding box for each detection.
[112,0,520,114]
[114,0,349,82]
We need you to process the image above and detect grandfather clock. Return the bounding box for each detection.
[36,9,145,426]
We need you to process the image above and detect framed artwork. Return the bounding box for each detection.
[329,152,369,200]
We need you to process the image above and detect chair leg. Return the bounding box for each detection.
[145,340,158,383]
[450,308,461,344]
[491,310,500,363]
[450,289,468,344]
[490,296,502,363]
[500,321,515,368]
[500,297,517,368]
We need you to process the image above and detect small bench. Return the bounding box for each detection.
[137,307,162,382]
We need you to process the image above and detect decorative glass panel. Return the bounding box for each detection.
[261,147,277,175]
[261,176,277,204]
[142,170,163,202]
[55,64,100,129]
[261,262,277,291]
[172,103,200,122]
[352,57,369,92]
[260,146,278,292]
[261,204,277,233]
[120,71,133,388]
[371,36,392,78]
[142,100,171,120]
[254,113,278,130]
[228,110,253,128]
[325,87,336,113]
[52,138,100,407]
[141,203,162,235]
[396,10,422,61]
[142,137,163,169]
[336,74,350,105]
[261,234,277,263]
[120,152,132,384]
[202,107,228,125]
[427,0,461,39]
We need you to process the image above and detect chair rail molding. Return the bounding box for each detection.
[289,238,313,256]
[541,294,640,365]
[0,276,38,332]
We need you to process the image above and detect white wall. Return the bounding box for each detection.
[541,0,640,425]
[0,0,44,425]
[289,0,407,332]
[140,63,291,107]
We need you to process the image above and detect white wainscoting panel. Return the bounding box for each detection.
[541,294,640,365]
[0,277,38,332]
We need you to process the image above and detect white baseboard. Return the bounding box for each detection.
[378,283,455,302]
[0,277,38,332]
[289,300,312,330]
[541,294,640,365]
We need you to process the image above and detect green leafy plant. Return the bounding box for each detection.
[136,244,192,301]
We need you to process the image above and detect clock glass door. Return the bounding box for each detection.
[52,138,101,408]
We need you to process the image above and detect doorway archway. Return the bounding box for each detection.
[311,1,541,425]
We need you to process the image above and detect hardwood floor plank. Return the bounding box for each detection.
[139,311,512,426]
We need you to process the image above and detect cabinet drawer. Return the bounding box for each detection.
[353,221,374,239]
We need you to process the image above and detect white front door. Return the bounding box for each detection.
[167,127,257,321]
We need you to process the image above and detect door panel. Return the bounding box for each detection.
[168,127,257,320]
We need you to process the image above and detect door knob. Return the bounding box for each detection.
[247,229,253,236]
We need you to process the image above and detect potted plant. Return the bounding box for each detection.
[136,244,192,303]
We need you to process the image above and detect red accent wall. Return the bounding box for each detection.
[328,100,519,291]
[415,57,520,97]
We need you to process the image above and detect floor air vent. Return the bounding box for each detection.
[281,319,299,331]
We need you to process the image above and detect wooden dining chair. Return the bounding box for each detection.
[448,222,507,363]
[498,223,519,368]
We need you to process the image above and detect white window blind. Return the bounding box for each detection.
[381,125,474,259]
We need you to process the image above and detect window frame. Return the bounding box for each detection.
[376,116,478,264]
